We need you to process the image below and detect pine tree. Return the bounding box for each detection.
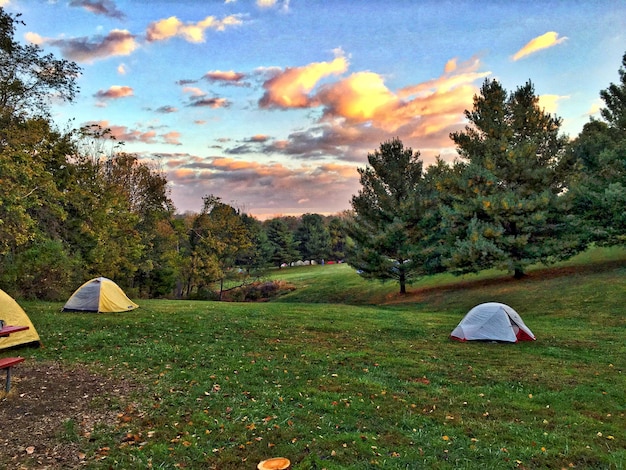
[265,218,299,268]
[444,79,583,278]
[346,138,442,294]
[570,51,626,246]
[295,213,331,264]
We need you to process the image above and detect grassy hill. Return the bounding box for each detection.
[1,247,625,469]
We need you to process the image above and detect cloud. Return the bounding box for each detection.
[188,96,231,108]
[316,71,399,123]
[69,0,125,19]
[146,15,243,43]
[256,0,290,12]
[586,100,602,116]
[33,29,138,63]
[83,120,181,145]
[512,32,567,61]
[94,85,134,99]
[537,94,569,114]
[163,131,182,145]
[259,55,348,108]
[204,70,247,85]
[176,79,199,86]
[24,32,44,45]
[162,154,358,218]
[156,105,178,113]
[249,56,490,167]
[117,63,127,74]
[182,86,206,97]
[181,85,230,108]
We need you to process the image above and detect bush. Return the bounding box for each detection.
[221,280,295,302]
[190,287,220,301]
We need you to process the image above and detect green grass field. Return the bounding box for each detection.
[3,247,626,469]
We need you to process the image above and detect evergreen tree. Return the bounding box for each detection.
[295,213,331,264]
[570,51,626,246]
[346,138,441,294]
[327,216,350,262]
[265,218,299,268]
[444,79,583,278]
[600,52,626,133]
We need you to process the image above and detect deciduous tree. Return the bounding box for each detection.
[188,196,253,299]
[0,9,80,119]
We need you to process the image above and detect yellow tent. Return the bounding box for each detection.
[0,289,41,350]
[62,277,138,313]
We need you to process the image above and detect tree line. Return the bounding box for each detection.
[1,8,625,299]
[0,9,349,301]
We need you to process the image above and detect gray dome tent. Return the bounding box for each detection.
[450,302,535,343]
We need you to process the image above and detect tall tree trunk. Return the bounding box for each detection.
[399,271,407,294]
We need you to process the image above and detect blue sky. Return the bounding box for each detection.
[5,0,626,218]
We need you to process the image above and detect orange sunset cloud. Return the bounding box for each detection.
[94,85,134,99]
[259,55,348,108]
[163,131,182,145]
[146,15,243,43]
[204,70,246,83]
[246,54,493,168]
[512,32,567,61]
[83,120,182,145]
[164,154,359,219]
[315,57,490,136]
[316,71,399,123]
[538,94,569,114]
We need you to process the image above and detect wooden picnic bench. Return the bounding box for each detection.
[0,324,30,392]
[0,325,29,337]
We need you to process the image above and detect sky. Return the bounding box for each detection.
[4,0,626,219]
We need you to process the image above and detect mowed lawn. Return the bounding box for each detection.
[6,247,626,469]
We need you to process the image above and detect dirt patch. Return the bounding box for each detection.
[0,360,143,469]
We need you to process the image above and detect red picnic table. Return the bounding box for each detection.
[0,325,29,392]
[0,325,29,337]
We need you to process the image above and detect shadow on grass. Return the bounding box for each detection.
[387,258,626,305]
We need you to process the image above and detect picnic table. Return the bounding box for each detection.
[0,325,29,392]
[0,325,29,337]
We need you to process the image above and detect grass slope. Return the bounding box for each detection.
[3,247,626,469]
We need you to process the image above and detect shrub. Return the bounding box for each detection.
[222,280,295,302]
